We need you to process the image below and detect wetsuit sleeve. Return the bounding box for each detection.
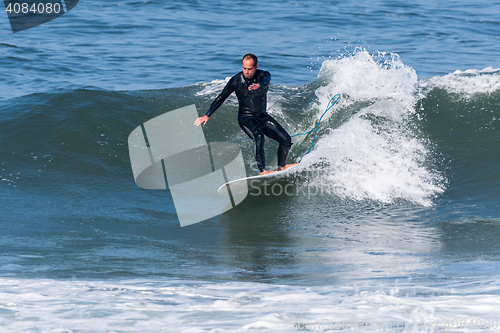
[205,76,237,117]
[258,71,271,91]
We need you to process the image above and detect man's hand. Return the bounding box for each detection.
[248,83,260,91]
[194,115,209,126]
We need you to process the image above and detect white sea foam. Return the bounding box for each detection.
[196,78,232,96]
[419,67,500,96]
[315,50,419,113]
[300,52,445,206]
[1,276,499,332]
[302,100,445,206]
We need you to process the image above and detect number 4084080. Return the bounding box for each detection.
[5,2,62,14]
[444,319,499,329]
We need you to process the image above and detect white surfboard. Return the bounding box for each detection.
[217,164,299,196]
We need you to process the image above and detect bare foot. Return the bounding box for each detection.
[260,170,276,175]
[277,163,298,172]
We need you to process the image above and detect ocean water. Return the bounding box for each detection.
[1,0,499,332]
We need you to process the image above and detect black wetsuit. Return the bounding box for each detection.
[205,70,292,172]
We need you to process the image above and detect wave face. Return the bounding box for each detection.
[418,69,500,214]
[198,51,499,208]
[1,51,499,212]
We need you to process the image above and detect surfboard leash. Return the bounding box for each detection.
[291,93,341,156]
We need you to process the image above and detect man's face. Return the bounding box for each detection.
[242,58,258,79]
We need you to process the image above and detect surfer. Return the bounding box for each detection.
[194,53,297,175]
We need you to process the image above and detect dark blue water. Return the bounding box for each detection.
[1,1,499,332]
[2,0,500,99]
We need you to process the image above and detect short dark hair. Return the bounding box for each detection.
[242,53,258,66]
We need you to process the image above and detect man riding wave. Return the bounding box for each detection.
[195,53,297,175]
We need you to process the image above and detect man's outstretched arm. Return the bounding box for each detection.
[194,76,237,126]
[206,77,237,117]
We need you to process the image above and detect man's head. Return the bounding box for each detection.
[242,53,258,79]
